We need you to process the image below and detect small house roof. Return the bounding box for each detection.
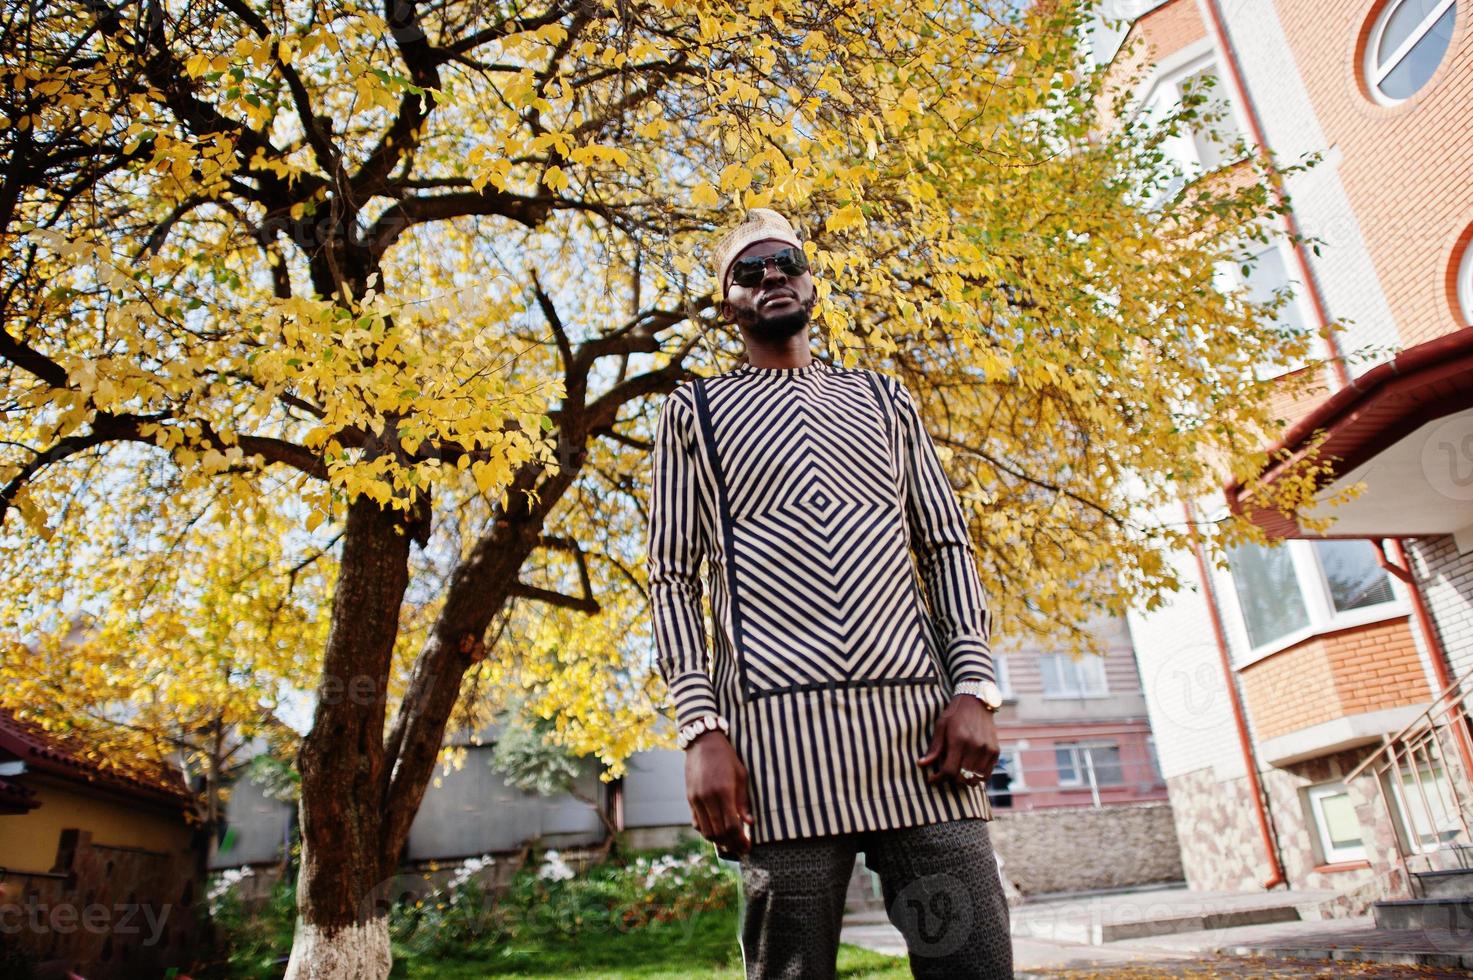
[0,709,194,811]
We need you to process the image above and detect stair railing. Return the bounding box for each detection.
[1344,666,1473,882]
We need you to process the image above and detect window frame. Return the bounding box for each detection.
[1055,743,1083,787]
[996,744,1025,790]
[1305,781,1368,863]
[1457,230,1473,327]
[1039,652,1110,700]
[1212,223,1321,380]
[1054,741,1125,788]
[1221,537,1408,668]
[1384,761,1463,855]
[1132,44,1252,208]
[1364,0,1458,106]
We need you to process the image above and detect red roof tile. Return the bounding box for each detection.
[0,709,194,811]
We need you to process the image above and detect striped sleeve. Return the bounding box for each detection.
[889,377,997,688]
[646,390,721,729]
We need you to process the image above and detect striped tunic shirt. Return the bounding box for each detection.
[646,357,997,845]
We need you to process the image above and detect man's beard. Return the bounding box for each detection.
[745,300,814,342]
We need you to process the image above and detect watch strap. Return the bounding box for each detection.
[955,680,1001,711]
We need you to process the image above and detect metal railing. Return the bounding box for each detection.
[1345,665,1473,878]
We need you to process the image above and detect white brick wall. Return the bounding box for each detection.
[1207,0,1401,375]
[1125,495,1249,781]
[1407,534,1473,681]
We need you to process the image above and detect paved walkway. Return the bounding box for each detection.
[1020,959,1471,977]
[1008,885,1340,944]
[840,884,1473,975]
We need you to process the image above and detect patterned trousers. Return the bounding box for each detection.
[736,817,1013,980]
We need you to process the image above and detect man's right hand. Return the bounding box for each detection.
[685,730,755,856]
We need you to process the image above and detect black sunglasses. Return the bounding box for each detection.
[728,246,809,289]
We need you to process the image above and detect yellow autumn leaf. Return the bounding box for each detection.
[691,182,720,207]
[826,204,866,233]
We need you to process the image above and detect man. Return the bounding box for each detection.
[646,208,1013,979]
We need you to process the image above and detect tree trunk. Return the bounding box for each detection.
[286,493,411,980]
[283,917,392,979]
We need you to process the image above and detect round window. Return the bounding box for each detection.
[1365,0,1458,103]
[1458,230,1473,326]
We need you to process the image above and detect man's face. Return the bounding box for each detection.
[720,239,817,342]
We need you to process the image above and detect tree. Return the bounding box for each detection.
[3,502,330,854]
[1,0,1334,973]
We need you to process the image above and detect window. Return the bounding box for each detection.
[1306,782,1367,862]
[1226,538,1401,658]
[1314,540,1396,612]
[996,745,1024,787]
[1056,745,1080,785]
[994,655,1015,700]
[1137,54,1247,209]
[1228,539,1311,650]
[1458,231,1473,327]
[1146,736,1163,782]
[1178,65,1242,172]
[988,745,1024,810]
[1213,234,1317,378]
[1040,653,1109,698]
[1387,761,1462,852]
[1366,0,1457,103]
[1055,742,1125,788]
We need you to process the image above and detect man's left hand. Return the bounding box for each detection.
[917,694,999,787]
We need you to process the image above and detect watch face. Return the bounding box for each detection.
[979,680,1004,709]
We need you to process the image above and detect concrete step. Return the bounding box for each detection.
[1413,867,1473,899]
[1012,902,1303,945]
[1373,896,1473,932]
[1221,922,1473,970]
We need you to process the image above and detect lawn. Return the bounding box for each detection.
[390,905,910,979]
[210,840,913,979]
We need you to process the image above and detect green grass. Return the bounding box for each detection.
[390,905,910,979]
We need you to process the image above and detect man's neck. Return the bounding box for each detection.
[740,337,814,370]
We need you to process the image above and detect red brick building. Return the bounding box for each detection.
[986,615,1168,811]
[1097,0,1473,908]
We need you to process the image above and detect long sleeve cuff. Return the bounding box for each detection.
[943,638,996,688]
[667,670,721,729]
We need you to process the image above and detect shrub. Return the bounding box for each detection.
[204,872,295,980]
[206,838,740,972]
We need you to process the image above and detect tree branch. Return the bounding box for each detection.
[506,581,598,613]
[0,324,70,388]
[366,190,555,257]
[0,410,326,530]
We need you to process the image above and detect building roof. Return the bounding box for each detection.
[0,772,39,814]
[1224,329,1473,537]
[0,709,195,811]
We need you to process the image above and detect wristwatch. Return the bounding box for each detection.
[954,679,1004,712]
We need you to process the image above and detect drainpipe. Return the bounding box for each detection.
[1200,0,1351,390]
[1182,498,1288,889]
[1375,538,1473,779]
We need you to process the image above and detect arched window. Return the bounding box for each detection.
[1458,229,1473,326]
[1365,0,1458,103]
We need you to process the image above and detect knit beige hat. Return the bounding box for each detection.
[712,208,805,296]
